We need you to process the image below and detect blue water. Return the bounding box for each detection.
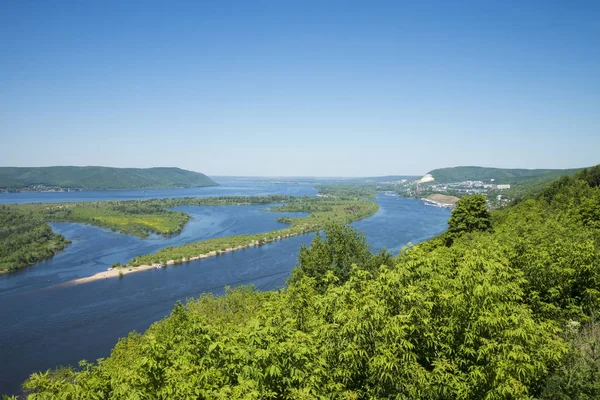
[0,178,317,204]
[0,204,307,296]
[0,187,449,395]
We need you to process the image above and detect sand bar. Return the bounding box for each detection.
[62,233,300,285]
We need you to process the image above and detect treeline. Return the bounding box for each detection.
[17,165,600,399]
[315,183,377,199]
[0,206,70,273]
[428,165,582,184]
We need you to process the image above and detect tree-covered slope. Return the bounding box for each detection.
[427,165,582,184]
[0,166,218,191]
[16,166,600,398]
[16,166,600,399]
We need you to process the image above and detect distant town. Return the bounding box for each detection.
[0,185,84,193]
[375,173,516,209]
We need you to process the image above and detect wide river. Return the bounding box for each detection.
[0,179,450,395]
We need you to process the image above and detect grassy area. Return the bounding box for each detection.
[14,195,295,238]
[15,202,190,238]
[127,199,379,267]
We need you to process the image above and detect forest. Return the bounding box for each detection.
[0,166,217,191]
[14,166,600,399]
[427,166,582,184]
[0,206,70,273]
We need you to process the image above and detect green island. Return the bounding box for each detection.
[315,183,377,199]
[0,166,218,192]
[14,195,295,238]
[15,165,600,399]
[0,206,71,272]
[0,195,378,274]
[125,199,378,269]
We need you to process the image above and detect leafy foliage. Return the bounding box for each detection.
[290,222,392,292]
[444,194,491,245]
[541,320,600,399]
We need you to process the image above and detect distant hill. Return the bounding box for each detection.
[426,166,583,184]
[0,166,218,191]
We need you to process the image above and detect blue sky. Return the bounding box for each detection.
[1,0,599,176]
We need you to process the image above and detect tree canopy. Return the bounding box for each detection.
[445,193,491,245]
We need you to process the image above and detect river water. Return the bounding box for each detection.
[0,180,449,395]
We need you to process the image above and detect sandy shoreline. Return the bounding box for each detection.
[63,233,301,285]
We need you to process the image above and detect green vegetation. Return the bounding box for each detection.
[289,222,393,293]
[0,195,296,271]
[0,206,70,273]
[0,166,218,191]
[315,183,377,199]
[444,194,491,245]
[15,195,296,238]
[428,165,582,184]
[17,202,192,238]
[19,166,600,399]
[127,199,379,267]
[2,195,373,272]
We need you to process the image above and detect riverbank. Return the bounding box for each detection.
[64,233,302,285]
[423,194,459,208]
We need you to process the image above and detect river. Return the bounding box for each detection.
[0,180,450,395]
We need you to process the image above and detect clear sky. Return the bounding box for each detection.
[1,1,599,176]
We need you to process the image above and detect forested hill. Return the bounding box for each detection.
[0,167,218,191]
[427,165,582,183]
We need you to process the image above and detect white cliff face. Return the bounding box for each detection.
[418,173,435,183]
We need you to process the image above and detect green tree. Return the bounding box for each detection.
[445,194,491,245]
[289,222,372,292]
